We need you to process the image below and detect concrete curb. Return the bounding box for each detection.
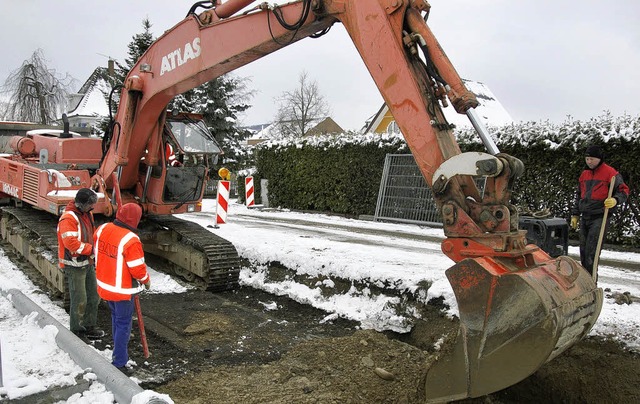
[0,287,170,404]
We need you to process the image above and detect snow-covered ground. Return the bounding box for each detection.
[1,200,639,402]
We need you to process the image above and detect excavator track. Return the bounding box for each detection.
[141,215,241,292]
[0,206,68,306]
[0,206,242,301]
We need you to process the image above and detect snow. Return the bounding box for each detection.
[441,79,514,128]
[0,253,183,402]
[1,200,639,402]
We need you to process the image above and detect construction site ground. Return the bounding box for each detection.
[5,211,640,404]
[85,286,638,404]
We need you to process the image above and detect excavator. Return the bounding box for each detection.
[0,0,602,402]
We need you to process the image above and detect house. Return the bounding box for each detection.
[64,61,115,130]
[363,79,513,134]
[245,117,344,146]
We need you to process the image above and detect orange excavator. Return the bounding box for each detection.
[0,0,602,401]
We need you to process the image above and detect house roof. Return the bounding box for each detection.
[364,79,513,133]
[247,117,343,140]
[67,67,112,118]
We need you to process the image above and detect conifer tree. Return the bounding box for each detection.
[114,18,155,86]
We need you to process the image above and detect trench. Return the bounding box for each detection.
[2,245,639,403]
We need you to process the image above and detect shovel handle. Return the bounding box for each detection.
[134,295,150,358]
[592,176,616,281]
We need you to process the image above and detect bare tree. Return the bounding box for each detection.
[273,71,330,138]
[1,49,74,124]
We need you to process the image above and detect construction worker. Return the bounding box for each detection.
[570,145,629,277]
[165,142,182,167]
[57,188,104,339]
[94,202,150,373]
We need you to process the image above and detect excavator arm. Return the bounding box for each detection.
[321,2,601,401]
[96,0,602,401]
[96,0,337,192]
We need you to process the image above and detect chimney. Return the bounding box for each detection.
[108,59,115,77]
[60,114,72,138]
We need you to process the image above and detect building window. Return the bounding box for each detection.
[387,121,400,134]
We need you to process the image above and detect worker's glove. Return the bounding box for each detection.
[570,216,579,230]
[144,281,151,291]
[604,197,617,209]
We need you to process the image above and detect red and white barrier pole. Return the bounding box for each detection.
[245,176,255,207]
[215,180,230,224]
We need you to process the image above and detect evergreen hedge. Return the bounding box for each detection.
[253,113,640,246]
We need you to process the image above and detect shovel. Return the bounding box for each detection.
[592,176,617,282]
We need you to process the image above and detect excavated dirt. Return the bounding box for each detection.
[4,242,639,403]
[89,288,638,404]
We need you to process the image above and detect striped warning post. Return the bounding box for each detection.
[215,180,230,224]
[245,176,255,207]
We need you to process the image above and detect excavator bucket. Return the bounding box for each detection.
[425,252,603,402]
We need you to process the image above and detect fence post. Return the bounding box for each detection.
[0,335,3,387]
[374,154,392,221]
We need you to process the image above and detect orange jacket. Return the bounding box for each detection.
[165,143,181,166]
[94,222,149,301]
[57,201,95,268]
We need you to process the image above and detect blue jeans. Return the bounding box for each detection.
[66,264,100,333]
[107,298,134,367]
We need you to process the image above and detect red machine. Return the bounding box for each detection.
[0,0,602,401]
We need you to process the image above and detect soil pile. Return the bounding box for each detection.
[159,329,432,404]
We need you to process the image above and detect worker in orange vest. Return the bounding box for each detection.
[94,203,150,373]
[165,142,182,166]
[57,188,104,340]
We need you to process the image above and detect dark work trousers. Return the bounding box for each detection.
[66,264,100,334]
[579,215,609,279]
[108,298,135,368]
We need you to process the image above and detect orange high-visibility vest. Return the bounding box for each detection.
[57,207,94,268]
[94,222,149,301]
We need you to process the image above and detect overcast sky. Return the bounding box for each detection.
[1,1,639,131]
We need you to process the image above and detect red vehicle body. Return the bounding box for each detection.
[0,1,602,401]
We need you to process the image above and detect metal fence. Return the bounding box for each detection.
[374,154,441,226]
[205,177,237,198]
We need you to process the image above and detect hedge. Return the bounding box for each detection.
[253,113,640,246]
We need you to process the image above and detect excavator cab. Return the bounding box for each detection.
[140,112,223,207]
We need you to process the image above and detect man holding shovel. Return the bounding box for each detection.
[94,203,150,374]
[570,145,629,279]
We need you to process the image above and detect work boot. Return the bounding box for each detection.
[84,326,105,340]
[71,326,87,339]
[115,365,132,376]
